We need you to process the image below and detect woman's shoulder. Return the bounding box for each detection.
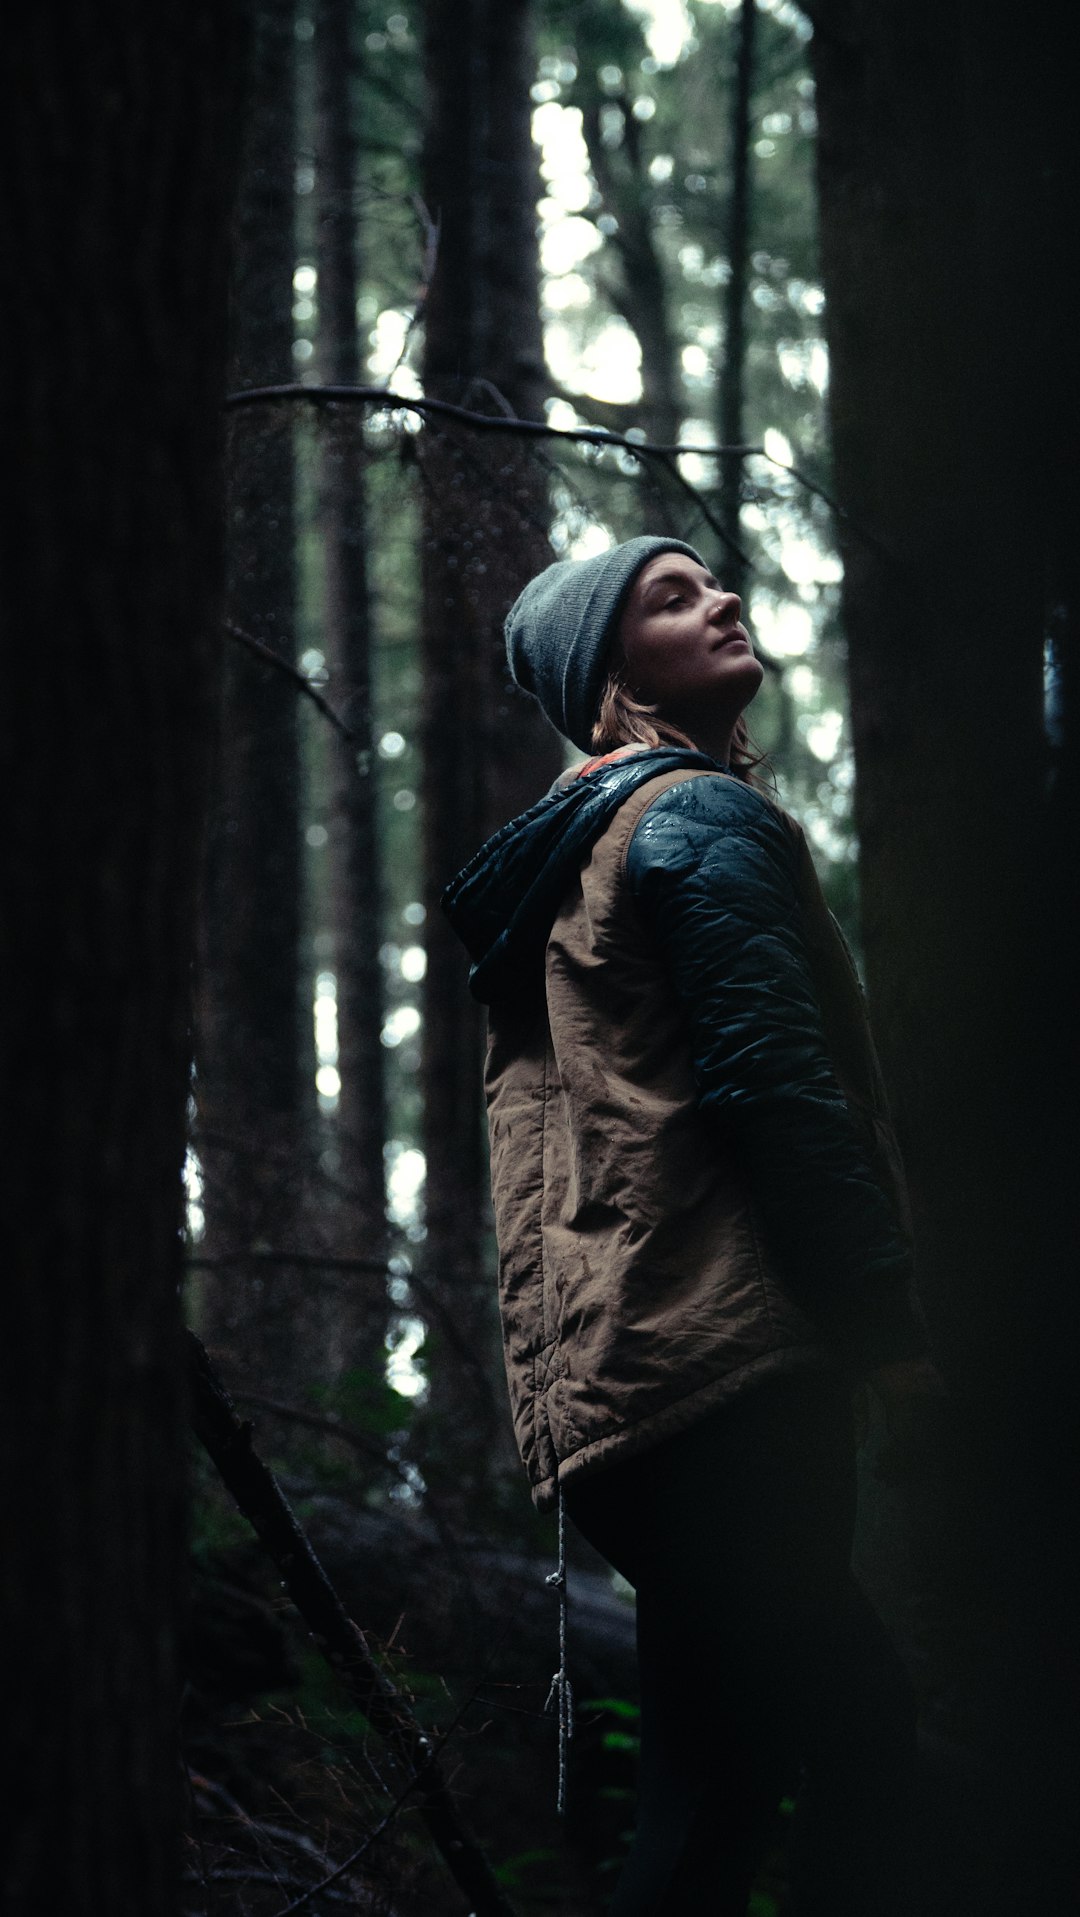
[634,762,785,830]
[625,767,801,889]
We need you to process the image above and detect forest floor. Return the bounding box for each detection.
[182,1452,793,1914]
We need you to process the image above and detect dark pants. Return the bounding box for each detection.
[564,1374,917,1916]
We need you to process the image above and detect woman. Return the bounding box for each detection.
[443,535,943,1915]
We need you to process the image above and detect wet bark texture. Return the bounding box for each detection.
[812,4,1078,1907]
[418,0,562,1502]
[0,3,244,1909]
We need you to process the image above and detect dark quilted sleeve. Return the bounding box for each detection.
[625,776,927,1372]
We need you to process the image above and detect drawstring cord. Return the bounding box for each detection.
[543,1482,574,1815]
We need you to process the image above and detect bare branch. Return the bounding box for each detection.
[225,383,760,560]
[223,623,358,739]
[271,1788,409,1915]
[384,195,440,383]
[225,380,870,554]
[270,1670,494,1917]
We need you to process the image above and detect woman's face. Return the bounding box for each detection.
[617,554,764,727]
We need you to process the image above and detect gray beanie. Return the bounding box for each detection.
[504,534,708,752]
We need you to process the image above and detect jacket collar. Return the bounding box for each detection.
[443,747,722,1004]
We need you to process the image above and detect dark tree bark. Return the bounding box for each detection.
[0,4,244,1910]
[417,0,562,1503]
[811,4,1078,1906]
[313,0,389,1384]
[196,0,315,1398]
[716,0,757,601]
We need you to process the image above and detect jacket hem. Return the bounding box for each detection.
[528,1340,838,1512]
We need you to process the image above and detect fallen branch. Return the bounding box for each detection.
[186,1331,517,1917]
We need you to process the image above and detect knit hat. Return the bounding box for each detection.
[504,534,708,752]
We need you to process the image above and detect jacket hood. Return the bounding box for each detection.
[442,747,720,1004]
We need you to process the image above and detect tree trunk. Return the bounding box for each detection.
[417,0,561,1505]
[0,4,244,1909]
[579,95,684,460]
[568,14,686,534]
[313,0,389,1389]
[716,0,757,601]
[196,0,315,1400]
[811,4,1078,1906]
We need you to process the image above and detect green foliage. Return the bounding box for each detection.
[581,1694,640,1719]
[309,1363,412,1439]
[582,1691,642,1756]
[601,1726,641,1753]
[493,1846,560,1890]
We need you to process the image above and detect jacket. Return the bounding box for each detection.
[444,748,927,1513]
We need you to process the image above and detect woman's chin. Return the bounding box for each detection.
[705,652,765,711]
[731,653,765,710]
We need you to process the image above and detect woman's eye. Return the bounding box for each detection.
[664,594,685,609]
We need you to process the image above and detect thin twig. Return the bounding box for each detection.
[384,196,439,383]
[223,623,358,739]
[274,1615,533,1914]
[188,1771,391,1914]
[181,1865,353,1899]
[271,1769,418,1917]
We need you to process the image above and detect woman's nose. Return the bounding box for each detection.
[706,588,741,625]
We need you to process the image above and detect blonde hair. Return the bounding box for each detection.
[591,668,766,785]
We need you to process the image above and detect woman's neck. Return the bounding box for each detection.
[679,718,735,766]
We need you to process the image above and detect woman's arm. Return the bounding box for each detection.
[626,775,929,1375]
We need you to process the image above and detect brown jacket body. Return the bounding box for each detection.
[482,767,919,1513]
